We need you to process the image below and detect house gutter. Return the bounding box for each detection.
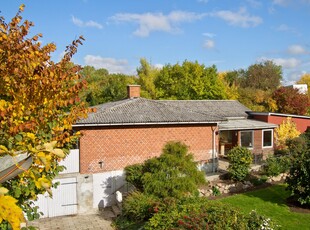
[211,126,216,173]
[72,121,220,127]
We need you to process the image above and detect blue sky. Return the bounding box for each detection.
[2,0,310,84]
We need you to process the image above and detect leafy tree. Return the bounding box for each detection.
[218,72,239,100]
[125,141,206,199]
[155,61,227,100]
[0,5,89,228]
[137,58,160,99]
[241,60,282,91]
[227,61,281,112]
[79,67,136,105]
[272,86,310,115]
[238,88,277,112]
[274,117,300,150]
[286,150,310,205]
[224,69,246,87]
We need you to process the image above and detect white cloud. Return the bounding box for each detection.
[203,39,215,49]
[110,11,206,37]
[276,24,291,32]
[287,45,308,55]
[203,32,216,38]
[84,55,132,74]
[258,57,301,69]
[273,58,302,69]
[285,70,307,84]
[72,16,103,29]
[276,24,300,36]
[211,7,262,28]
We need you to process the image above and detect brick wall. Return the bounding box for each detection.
[78,125,217,174]
[251,130,273,156]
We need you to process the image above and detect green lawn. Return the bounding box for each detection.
[217,184,310,230]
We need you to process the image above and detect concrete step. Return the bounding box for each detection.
[102,207,117,220]
[111,204,121,217]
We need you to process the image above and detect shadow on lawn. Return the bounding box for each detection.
[242,183,290,207]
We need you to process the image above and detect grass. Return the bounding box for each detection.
[217,184,310,230]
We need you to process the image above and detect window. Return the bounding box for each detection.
[240,131,253,148]
[263,129,273,147]
[220,130,233,144]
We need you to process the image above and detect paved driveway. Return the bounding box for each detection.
[28,213,114,230]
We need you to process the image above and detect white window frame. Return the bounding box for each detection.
[262,129,273,148]
[240,130,254,149]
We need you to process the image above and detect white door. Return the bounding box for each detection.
[35,177,77,218]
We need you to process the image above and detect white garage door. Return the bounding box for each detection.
[35,177,77,218]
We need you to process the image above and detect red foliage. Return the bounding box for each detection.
[272,87,310,115]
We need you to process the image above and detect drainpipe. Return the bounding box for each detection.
[211,126,216,173]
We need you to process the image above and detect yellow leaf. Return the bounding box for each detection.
[0,195,25,230]
[39,177,51,189]
[0,187,8,195]
[26,132,36,140]
[52,148,65,158]
[0,145,8,154]
[43,141,57,152]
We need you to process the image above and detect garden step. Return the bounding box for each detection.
[102,206,117,220]
[112,204,121,217]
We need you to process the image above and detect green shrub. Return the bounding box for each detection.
[263,155,291,176]
[227,146,253,181]
[142,142,206,199]
[286,136,307,155]
[122,191,159,221]
[144,197,274,230]
[274,148,289,156]
[124,163,144,191]
[125,141,207,199]
[286,150,310,205]
[250,175,268,186]
[119,195,279,230]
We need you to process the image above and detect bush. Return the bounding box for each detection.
[124,163,144,191]
[250,175,268,186]
[227,146,253,181]
[125,141,207,199]
[122,191,160,221]
[144,197,279,230]
[286,150,310,205]
[286,136,307,155]
[274,149,289,156]
[262,155,291,177]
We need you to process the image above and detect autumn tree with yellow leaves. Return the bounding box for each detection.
[0,5,90,229]
[274,117,300,150]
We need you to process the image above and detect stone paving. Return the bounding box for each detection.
[28,213,114,230]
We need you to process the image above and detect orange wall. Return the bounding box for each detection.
[78,125,217,174]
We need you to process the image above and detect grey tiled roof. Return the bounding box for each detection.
[160,100,250,118]
[75,98,251,126]
[219,119,277,130]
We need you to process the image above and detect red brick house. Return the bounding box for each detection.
[74,85,277,174]
[35,85,277,217]
[248,112,310,133]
